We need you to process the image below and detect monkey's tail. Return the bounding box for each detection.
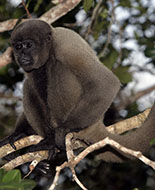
[76,103,155,162]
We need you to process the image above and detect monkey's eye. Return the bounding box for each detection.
[14,43,22,51]
[26,42,32,48]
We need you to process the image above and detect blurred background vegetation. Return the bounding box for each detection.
[0,0,155,189]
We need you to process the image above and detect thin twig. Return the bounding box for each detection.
[21,0,31,18]
[118,86,155,110]
[99,0,115,58]
[84,0,103,39]
[116,20,123,66]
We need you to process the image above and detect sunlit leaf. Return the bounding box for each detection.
[103,50,118,70]
[83,0,93,12]
[114,66,132,84]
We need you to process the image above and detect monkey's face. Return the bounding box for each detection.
[10,19,52,72]
[11,39,37,71]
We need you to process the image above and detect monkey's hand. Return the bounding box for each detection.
[0,132,27,150]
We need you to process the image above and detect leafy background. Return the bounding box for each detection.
[0,0,155,189]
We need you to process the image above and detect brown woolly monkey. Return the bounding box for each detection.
[0,19,154,163]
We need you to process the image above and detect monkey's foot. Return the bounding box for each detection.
[34,161,51,175]
[26,136,56,160]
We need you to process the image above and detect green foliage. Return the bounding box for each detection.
[83,0,93,12]
[114,66,132,84]
[34,0,43,12]
[119,0,131,7]
[103,49,118,70]
[0,169,36,190]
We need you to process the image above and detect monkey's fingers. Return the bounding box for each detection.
[8,133,28,150]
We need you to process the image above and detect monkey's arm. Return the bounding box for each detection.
[57,42,120,129]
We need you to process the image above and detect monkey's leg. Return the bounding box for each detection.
[0,113,36,149]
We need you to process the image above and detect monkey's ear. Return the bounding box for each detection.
[46,32,52,43]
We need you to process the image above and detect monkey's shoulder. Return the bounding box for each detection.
[52,27,99,68]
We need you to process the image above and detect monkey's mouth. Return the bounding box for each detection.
[18,57,32,67]
[20,59,31,66]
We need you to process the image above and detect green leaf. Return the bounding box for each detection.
[2,170,21,183]
[34,0,43,12]
[83,0,93,12]
[26,0,32,9]
[0,183,24,190]
[21,180,36,190]
[100,9,108,19]
[103,50,118,70]
[114,66,132,84]
[0,169,7,183]
[119,0,131,7]
[150,138,155,146]
[145,48,155,59]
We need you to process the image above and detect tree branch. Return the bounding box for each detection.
[0,135,43,158]
[0,107,150,165]
[49,133,155,190]
[0,47,13,68]
[98,0,115,58]
[0,0,81,33]
[118,85,155,110]
[84,0,103,40]
[107,108,150,134]
[40,0,82,24]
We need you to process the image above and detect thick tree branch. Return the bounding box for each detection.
[107,108,150,134]
[0,135,43,158]
[0,47,13,68]
[40,0,82,24]
[0,19,18,33]
[0,0,81,33]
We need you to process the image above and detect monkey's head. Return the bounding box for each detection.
[11,19,52,72]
